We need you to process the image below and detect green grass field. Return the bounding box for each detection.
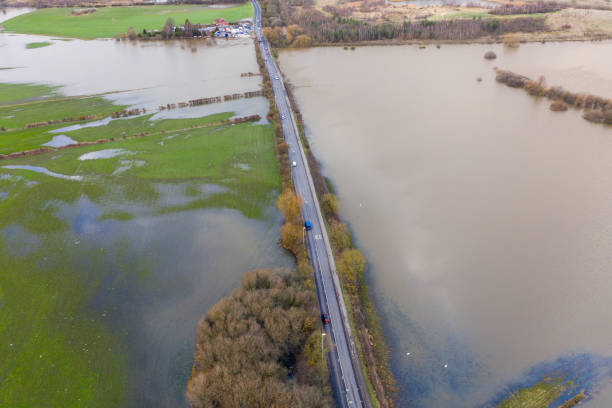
[2,3,253,39]
[0,75,283,405]
[0,83,129,153]
[0,82,59,104]
[0,113,280,408]
[25,41,52,49]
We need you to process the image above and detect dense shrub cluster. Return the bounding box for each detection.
[490,1,565,15]
[495,68,612,126]
[484,50,497,59]
[263,24,312,47]
[187,268,332,408]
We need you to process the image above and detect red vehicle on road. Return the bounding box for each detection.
[321,313,330,325]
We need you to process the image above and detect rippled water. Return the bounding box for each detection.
[280,41,612,407]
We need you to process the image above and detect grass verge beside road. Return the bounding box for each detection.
[2,3,253,39]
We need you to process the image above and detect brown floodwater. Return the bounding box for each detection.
[0,33,265,113]
[279,41,612,407]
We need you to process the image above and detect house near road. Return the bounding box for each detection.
[170,18,251,39]
[214,18,228,28]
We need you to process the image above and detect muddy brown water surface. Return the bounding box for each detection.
[279,41,612,407]
[0,32,267,116]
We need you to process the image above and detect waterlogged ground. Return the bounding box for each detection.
[0,33,292,408]
[280,41,612,407]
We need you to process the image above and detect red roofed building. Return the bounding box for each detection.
[214,18,228,27]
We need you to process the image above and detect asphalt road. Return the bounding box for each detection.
[251,3,371,407]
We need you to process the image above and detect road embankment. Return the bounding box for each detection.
[186,36,335,408]
[283,79,397,408]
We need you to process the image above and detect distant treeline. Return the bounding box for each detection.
[262,0,548,44]
[490,1,565,15]
[186,268,332,408]
[0,0,247,7]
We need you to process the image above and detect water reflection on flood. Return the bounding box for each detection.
[42,134,77,148]
[0,34,263,110]
[78,149,132,161]
[280,41,612,407]
[4,165,82,180]
[0,29,284,408]
[7,182,293,407]
[0,8,33,24]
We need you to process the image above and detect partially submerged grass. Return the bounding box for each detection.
[0,236,128,408]
[0,82,59,105]
[25,41,52,49]
[498,379,566,408]
[0,95,123,130]
[2,3,253,39]
[0,112,281,407]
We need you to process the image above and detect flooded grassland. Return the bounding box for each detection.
[0,33,292,407]
[279,41,612,407]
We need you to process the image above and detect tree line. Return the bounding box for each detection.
[261,0,548,44]
[490,0,565,15]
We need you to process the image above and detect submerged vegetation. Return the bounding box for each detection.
[494,68,612,127]
[0,76,285,406]
[186,268,332,408]
[2,3,253,39]
[485,354,612,408]
[25,41,52,49]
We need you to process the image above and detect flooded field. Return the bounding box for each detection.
[0,33,267,114]
[0,31,291,408]
[279,41,612,407]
